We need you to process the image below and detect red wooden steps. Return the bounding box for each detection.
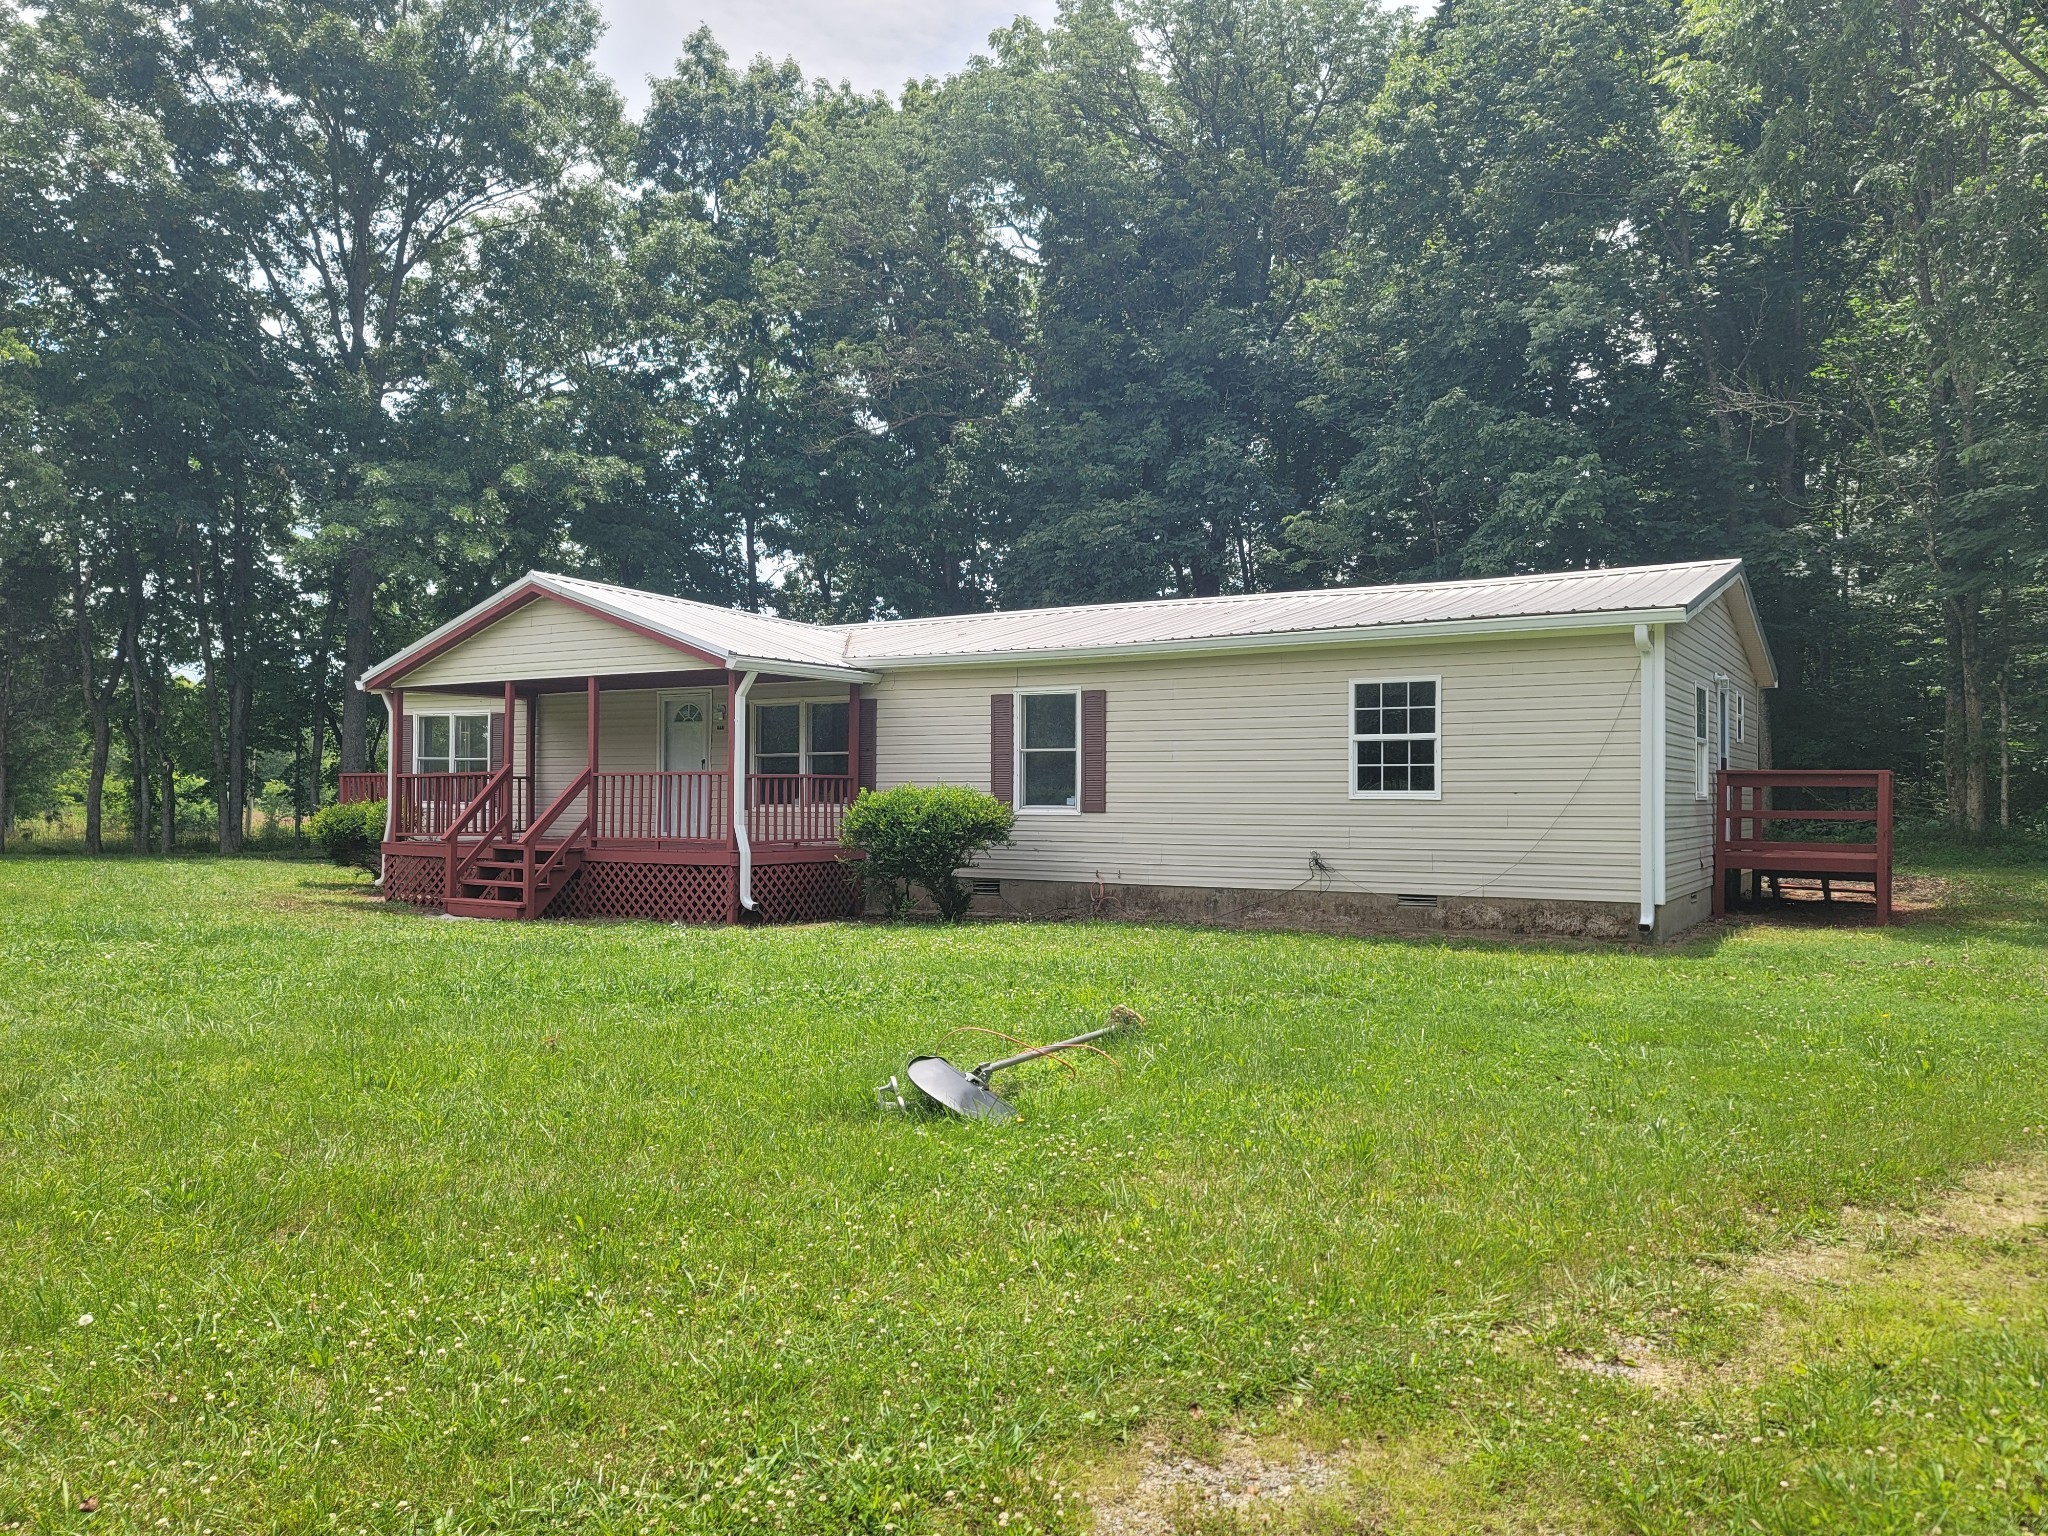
[446,842,585,920]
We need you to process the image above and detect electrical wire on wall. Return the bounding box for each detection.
[1309,669,1645,904]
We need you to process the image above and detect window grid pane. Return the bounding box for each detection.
[1023,749,1078,807]
[417,716,451,773]
[756,704,801,761]
[810,702,849,756]
[454,714,491,772]
[1023,693,1077,750]
[1351,680,1440,796]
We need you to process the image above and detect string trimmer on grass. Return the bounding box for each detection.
[876,1006,1143,1122]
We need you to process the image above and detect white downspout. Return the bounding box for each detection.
[732,669,758,911]
[1634,624,1664,933]
[379,689,397,855]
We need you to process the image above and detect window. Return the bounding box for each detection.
[752,699,850,778]
[1351,679,1439,797]
[755,703,802,776]
[414,710,492,774]
[1733,693,1747,744]
[1019,691,1079,809]
[1694,684,1712,798]
[810,701,850,779]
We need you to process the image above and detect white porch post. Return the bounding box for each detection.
[732,669,758,910]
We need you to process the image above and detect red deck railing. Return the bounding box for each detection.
[382,771,852,848]
[747,773,854,847]
[390,773,532,838]
[338,772,386,805]
[592,772,732,843]
[1714,769,1894,924]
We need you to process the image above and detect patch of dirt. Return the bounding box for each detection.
[1555,1337,1685,1393]
[1726,872,1957,926]
[1089,1434,1346,1535]
[1563,1155,2048,1395]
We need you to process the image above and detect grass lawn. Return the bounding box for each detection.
[1,847,2044,1535]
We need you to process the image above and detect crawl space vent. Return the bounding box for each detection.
[1397,893,1440,909]
[971,879,1001,896]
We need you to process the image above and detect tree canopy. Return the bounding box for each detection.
[2,0,2044,847]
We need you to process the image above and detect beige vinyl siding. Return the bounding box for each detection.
[1664,594,1763,900]
[869,630,1646,903]
[531,689,663,809]
[396,597,694,688]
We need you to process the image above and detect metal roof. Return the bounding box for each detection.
[834,559,1756,665]
[367,559,1774,688]
[533,573,860,674]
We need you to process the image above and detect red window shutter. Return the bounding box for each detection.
[398,715,413,774]
[489,712,506,771]
[859,698,878,789]
[1081,690,1107,813]
[990,694,1014,804]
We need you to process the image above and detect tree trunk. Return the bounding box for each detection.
[124,609,151,856]
[72,560,113,854]
[1942,593,1988,833]
[161,752,175,854]
[340,550,375,773]
[0,653,11,856]
[226,671,250,855]
[308,705,326,815]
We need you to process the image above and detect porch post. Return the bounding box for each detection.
[384,689,402,848]
[524,688,537,808]
[846,682,861,796]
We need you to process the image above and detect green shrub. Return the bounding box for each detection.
[839,784,1014,922]
[310,799,385,873]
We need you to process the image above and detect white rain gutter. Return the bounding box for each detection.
[732,668,758,911]
[380,689,397,854]
[1634,623,1665,934]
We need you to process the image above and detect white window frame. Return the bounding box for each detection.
[412,709,495,776]
[749,696,851,779]
[1693,684,1712,799]
[1348,676,1443,801]
[1016,688,1082,815]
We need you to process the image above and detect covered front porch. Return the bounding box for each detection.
[344,669,873,923]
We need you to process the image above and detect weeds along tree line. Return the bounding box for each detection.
[1,0,2045,852]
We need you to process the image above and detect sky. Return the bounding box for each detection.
[592,0,1061,108]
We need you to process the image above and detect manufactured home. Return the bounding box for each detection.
[349,558,1776,938]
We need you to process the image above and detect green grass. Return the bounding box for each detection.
[0,847,2043,1534]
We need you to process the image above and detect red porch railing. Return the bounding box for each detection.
[747,773,854,847]
[1714,769,1894,924]
[390,773,532,839]
[338,772,386,805]
[592,772,732,844]
[380,771,852,848]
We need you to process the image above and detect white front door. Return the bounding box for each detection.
[663,691,711,772]
[658,691,724,838]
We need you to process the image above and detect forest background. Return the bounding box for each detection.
[3,0,2044,852]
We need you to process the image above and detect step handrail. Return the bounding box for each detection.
[443,765,514,899]
[518,768,594,913]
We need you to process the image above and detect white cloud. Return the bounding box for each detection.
[594,0,1059,108]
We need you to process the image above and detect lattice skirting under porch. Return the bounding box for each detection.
[560,858,737,924]
[752,859,863,924]
[383,851,446,910]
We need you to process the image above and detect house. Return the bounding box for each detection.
[349,557,1775,938]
